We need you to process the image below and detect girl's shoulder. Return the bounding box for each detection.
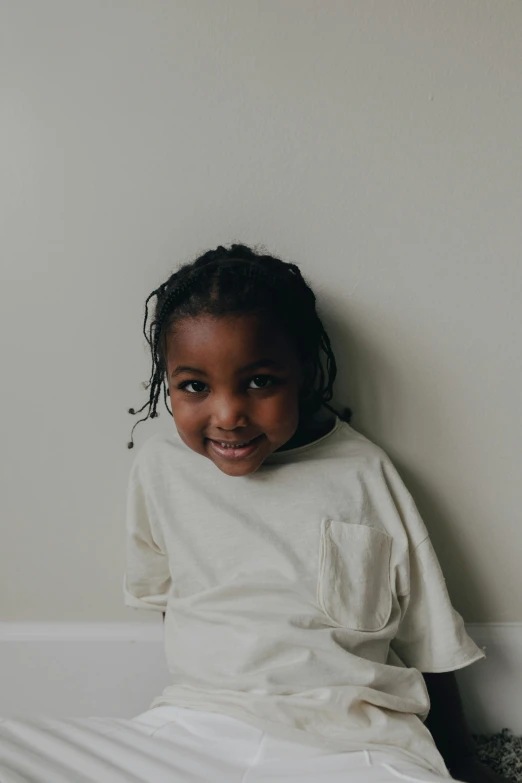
[128,429,194,484]
[326,420,395,475]
[267,416,392,472]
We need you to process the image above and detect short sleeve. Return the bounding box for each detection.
[123,458,171,612]
[390,536,485,672]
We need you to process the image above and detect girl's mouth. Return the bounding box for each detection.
[207,435,263,460]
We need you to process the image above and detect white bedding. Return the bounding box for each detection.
[0,715,183,783]
[0,707,451,783]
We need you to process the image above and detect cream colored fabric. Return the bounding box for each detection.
[124,418,484,776]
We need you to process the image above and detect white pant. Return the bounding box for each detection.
[0,706,458,783]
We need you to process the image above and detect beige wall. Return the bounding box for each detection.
[1,0,520,622]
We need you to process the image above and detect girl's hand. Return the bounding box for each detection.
[450,756,514,783]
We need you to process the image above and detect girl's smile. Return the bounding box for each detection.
[206,433,265,460]
[165,314,303,476]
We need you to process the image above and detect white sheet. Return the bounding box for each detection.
[0,707,455,783]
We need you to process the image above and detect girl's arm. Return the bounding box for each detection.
[423,672,511,783]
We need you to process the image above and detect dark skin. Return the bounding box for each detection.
[165,314,304,477]
[160,312,509,782]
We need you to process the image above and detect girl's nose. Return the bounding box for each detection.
[212,395,249,430]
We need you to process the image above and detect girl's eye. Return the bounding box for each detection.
[179,380,208,394]
[249,375,275,390]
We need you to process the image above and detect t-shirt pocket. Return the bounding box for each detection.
[317,519,393,632]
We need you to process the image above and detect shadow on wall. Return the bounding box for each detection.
[321,293,486,625]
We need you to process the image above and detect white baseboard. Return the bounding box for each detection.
[0,622,520,734]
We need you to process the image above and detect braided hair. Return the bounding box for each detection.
[127,244,352,447]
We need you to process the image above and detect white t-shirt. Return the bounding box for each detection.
[124,418,485,776]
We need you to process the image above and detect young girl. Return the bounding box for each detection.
[122,243,504,783]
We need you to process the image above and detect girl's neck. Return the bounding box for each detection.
[277,409,336,451]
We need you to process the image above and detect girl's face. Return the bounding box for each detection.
[165,313,303,476]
